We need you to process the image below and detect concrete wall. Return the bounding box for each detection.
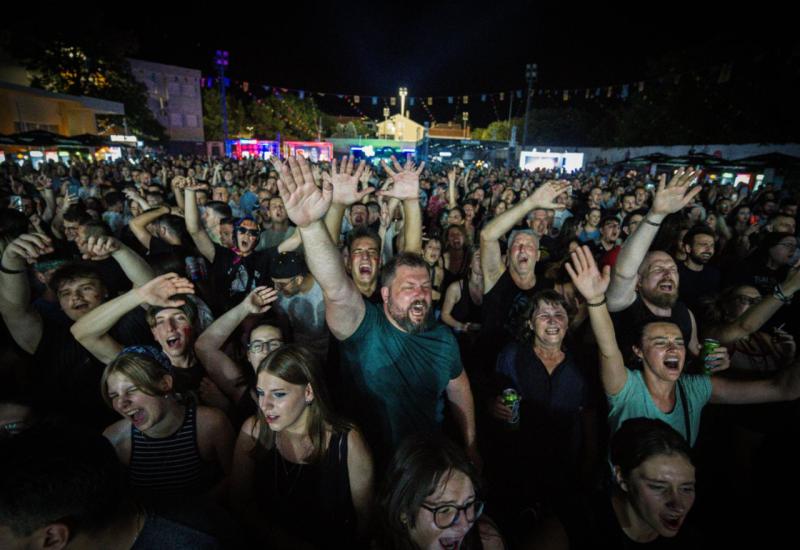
[0,86,98,134]
[524,143,800,164]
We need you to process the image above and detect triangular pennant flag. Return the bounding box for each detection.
[427,97,433,105]
[621,84,629,99]
[585,89,590,99]
[563,90,569,101]
[354,95,360,103]
[372,96,378,105]
[242,81,249,92]
[299,90,305,99]
[448,96,454,104]
[409,97,415,106]
[638,81,645,92]
[390,97,396,106]
[515,89,523,99]
[481,94,486,102]
[499,92,504,101]
[462,95,469,104]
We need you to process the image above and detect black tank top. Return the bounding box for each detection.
[451,280,483,324]
[255,430,357,547]
[129,403,220,500]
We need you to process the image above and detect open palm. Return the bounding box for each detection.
[652,168,702,215]
[325,155,373,206]
[528,180,571,210]
[272,156,332,228]
[379,155,425,201]
[564,246,611,303]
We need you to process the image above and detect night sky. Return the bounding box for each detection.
[4,2,795,126]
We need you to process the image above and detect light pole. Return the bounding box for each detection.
[399,87,408,118]
[214,50,230,157]
[462,111,469,138]
[383,106,390,140]
[522,63,537,148]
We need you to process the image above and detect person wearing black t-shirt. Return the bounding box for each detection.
[478,180,571,376]
[606,169,703,359]
[0,233,156,430]
[185,185,272,313]
[678,225,721,313]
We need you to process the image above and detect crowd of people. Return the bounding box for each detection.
[1,151,799,549]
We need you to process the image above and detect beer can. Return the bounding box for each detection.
[502,388,521,428]
[702,338,720,375]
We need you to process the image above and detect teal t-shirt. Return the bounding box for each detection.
[607,369,712,446]
[341,300,463,455]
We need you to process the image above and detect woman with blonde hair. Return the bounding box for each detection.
[230,344,374,548]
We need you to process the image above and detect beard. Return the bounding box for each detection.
[641,283,678,309]
[689,252,711,265]
[387,297,432,334]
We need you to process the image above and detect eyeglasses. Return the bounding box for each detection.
[248,339,283,353]
[237,226,261,237]
[420,499,484,529]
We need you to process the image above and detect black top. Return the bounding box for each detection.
[132,512,221,549]
[209,244,271,313]
[254,431,357,548]
[677,263,721,313]
[611,295,693,364]
[30,309,155,430]
[451,280,483,324]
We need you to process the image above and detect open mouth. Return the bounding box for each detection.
[409,302,428,319]
[266,415,279,424]
[125,409,146,427]
[657,280,675,292]
[661,514,683,532]
[663,357,681,371]
[72,302,89,311]
[166,336,182,349]
[545,326,561,335]
[439,537,463,550]
[358,265,373,276]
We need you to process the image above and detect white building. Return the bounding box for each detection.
[376,113,425,142]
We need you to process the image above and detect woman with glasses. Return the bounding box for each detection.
[195,286,283,427]
[230,344,374,548]
[377,433,504,550]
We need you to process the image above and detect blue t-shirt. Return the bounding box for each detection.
[607,369,712,446]
[340,300,463,456]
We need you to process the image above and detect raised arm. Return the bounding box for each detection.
[195,286,278,401]
[70,273,194,365]
[379,156,424,254]
[480,180,570,292]
[0,233,51,353]
[447,168,458,209]
[607,169,701,311]
[566,245,628,396]
[711,360,800,404]
[82,236,154,287]
[129,205,169,250]
[706,266,800,346]
[184,185,216,262]
[272,156,365,340]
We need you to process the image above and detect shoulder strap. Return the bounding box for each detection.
[677,379,691,445]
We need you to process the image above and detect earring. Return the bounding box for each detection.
[305,399,313,406]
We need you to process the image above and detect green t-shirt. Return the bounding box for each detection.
[607,369,712,446]
[341,300,463,456]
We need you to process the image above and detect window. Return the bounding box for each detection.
[170,113,183,127]
[185,114,198,128]
[181,84,196,98]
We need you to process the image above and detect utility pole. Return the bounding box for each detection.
[522,63,538,148]
[214,50,230,157]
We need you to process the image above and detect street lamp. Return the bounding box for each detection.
[522,63,537,148]
[462,111,469,138]
[399,87,408,118]
[383,106,390,139]
[214,50,230,157]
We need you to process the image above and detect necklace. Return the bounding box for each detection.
[274,433,309,497]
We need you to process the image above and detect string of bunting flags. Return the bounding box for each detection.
[199,60,738,115]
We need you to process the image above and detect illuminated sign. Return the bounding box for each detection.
[110,135,138,144]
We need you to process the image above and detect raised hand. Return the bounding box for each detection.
[564,245,611,303]
[379,155,425,201]
[651,168,702,216]
[241,285,279,315]
[3,233,54,266]
[323,155,372,206]
[527,180,571,210]
[35,175,53,191]
[359,165,373,187]
[82,235,120,261]
[136,273,195,307]
[271,156,332,228]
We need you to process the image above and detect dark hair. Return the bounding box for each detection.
[682,225,716,247]
[611,418,693,480]
[381,252,429,288]
[0,426,127,536]
[347,225,382,251]
[80,219,110,238]
[0,208,28,244]
[48,262,105,293]
[63,204,91,224]
[378,433,482,550]
[205,201,232,219]
[104,191,125,208]
[145,298,198,330]
[518,289,570,343]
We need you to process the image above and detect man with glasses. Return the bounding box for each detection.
[186,182,273,313]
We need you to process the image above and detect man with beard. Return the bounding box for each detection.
[591,215,622,263]
[678,226,721,312]
[185,185,272,313]
[271,154,477,467]
[606,168,703,362]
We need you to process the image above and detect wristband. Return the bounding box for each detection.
[643,217,661,227]
[587,297,607,307]
[773,284,793,304]
[0,263,25,275]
